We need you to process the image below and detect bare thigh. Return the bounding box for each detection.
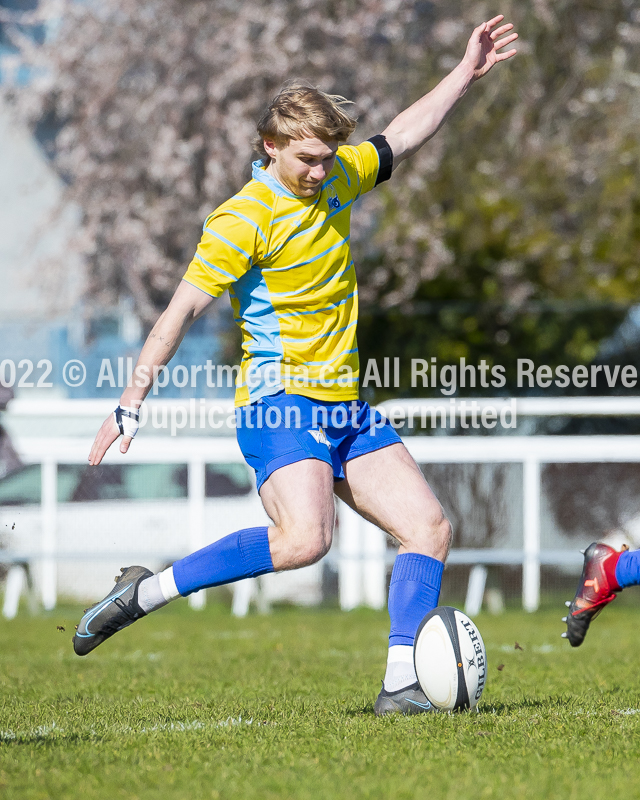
[259,458,336,571]
[334,443,451,561]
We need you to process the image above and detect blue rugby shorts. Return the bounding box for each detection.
[235,390,401,491]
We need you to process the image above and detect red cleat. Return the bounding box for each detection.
[562,542,626,647]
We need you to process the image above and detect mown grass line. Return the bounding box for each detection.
[1,600,639,799]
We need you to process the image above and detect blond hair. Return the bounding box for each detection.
[254,81,357,162]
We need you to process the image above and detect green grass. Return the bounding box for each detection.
[2,599,640,800]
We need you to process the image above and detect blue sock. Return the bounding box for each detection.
[615,549,640,588]
[172,526,274,596]
[388,553,444,646]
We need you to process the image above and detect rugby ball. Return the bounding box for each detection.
[413,606,487,712]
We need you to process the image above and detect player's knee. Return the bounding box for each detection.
[406,505,452,557]
[286,521,333,568]
[436,511,453,552]
[293,527,333,567]
[270,517,334,570]
[428,505,451,547]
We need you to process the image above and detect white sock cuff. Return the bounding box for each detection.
[387,644,414,664]
[383,656,418,692]
[158,566,181,601]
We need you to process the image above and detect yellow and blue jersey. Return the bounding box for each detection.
[183,139,388,407]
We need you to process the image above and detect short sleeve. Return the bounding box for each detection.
[334,141,383,200]
[183,204,268,297]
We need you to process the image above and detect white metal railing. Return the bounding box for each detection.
[378,395,640,417]
[2,436,246,615]
[3,397,640,616]
[9,395,640,417]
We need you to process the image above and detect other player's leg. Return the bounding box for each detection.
[563,541,640,646]
[74,459,335,655]
[335,442,452,715]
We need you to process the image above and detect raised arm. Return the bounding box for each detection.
[88,280,214,465]
[382,15,518,168]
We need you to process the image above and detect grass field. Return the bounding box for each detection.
[2,597,640,800]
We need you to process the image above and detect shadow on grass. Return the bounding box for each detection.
[478,698,563,715]
[344,698,560,718]
[343,698,554,718]
[0,731,100,747]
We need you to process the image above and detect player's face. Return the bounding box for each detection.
[264,135,339,197]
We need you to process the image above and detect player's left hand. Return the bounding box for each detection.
[462,15,518,80]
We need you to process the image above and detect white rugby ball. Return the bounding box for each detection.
[413,606,487,712]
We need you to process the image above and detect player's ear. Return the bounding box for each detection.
[263,138,279,159]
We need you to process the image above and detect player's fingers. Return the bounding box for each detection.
[495,48,517,62]
[89,451,104,466]
[88,438,108,466]
[88,416,119,465]
[89,431,114,464]
[120,436,133,454]
[88,431,106,465]
[485,14,505,30]
[495,32,518,50]
[490,23,514,40]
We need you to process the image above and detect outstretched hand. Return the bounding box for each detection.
[88,413,134,466]
[462,15,518,80]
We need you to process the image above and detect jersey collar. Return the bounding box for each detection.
[251,160,319,202]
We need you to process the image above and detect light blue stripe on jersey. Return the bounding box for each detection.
[182,278,218,298]
[266,219,325,251]
[261,200,355,260]
[224,210,268,245]
[204,228,253,262]
[271,208,308,225]
[308,375,359,386]
[267,237,351,273]
[276,290,357,319]
[234,194,274,212]
[231,266,284,401]
[305,348,358,366]
[269,262,354,298]
[336,157,350,187]
[281,319,358,343]
[194,253,238,283]
[285,199,354,244]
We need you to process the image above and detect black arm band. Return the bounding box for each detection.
[368,134,394,186]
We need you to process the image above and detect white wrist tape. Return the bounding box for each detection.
[114,405,140,438]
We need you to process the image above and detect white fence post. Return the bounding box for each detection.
[231,579,255,617]
[362,521,386,610]
[187,457,206,610]
[2,565,27,619]
[522,457,541,612]
[338,502,362,610]
[465,564,488,617]
[338,504,387,610]
[41,458,57,611]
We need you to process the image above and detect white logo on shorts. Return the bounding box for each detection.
[308,428,331,449]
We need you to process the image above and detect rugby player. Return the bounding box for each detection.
[74,16,517,715]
